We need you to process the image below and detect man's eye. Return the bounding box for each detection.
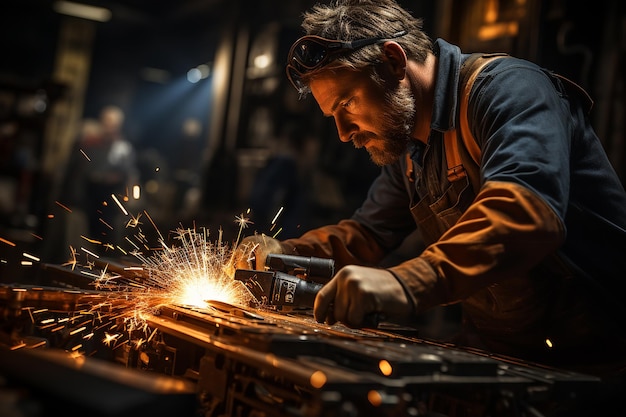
[342,98,354,108]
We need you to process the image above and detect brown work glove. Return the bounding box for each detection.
[233,233,284,271]
[313,265,413,328]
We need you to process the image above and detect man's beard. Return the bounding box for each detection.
[365,82,416,166]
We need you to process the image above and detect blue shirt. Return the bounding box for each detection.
[353,38,626,281]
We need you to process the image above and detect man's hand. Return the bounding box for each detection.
[233,233,284,271]
[313,265,412,327]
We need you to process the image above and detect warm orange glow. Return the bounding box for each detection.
[478,22,519,41]
[310,370,327,388]
[368,390,383,407]
[0,237,16,247]
[484,0,498,23]
[265,353,279,367]
[378,359,393,376]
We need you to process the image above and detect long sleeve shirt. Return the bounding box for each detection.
[281,38,626,377]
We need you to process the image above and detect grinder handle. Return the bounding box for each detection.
[265,254,335,282]
[271,271,323,308]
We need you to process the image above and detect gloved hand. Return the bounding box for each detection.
[313,265,412,328]
[232,233,284,271]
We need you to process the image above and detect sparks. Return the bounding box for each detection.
[55,223,256,348]
[111,193,128,216]
[234,213,253,230]
[27,205,268,358]
[61,246,79,270]
[135,227,252,308]
[271,206,284,225]
[234,213,253,248]
[103,332,122,346]
[126,212,143,228]
[81,247,100,259]
[54,200,72,213]
[22,252,40,262]
[0,237,16,247]
[79,148,91,161]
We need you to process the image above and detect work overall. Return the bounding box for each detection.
[399,71,626,376]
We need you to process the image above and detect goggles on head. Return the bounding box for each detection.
[286,30,407,93]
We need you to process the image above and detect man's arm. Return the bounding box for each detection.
[390,180,565,314]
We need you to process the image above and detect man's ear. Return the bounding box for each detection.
[381,41,408,80]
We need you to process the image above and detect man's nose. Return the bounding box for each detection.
[335,116,356,143]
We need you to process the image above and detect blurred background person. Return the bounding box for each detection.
[60,105,138,250]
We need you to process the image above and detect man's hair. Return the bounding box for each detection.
[298,0,432,87]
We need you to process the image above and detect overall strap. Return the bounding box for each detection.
[445,53,509,186]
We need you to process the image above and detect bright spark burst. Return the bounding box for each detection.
[55,224,255,351]
[10,199,264,354]
[126,212,143,228]
[234,212,253,229]
[233,211,253,248]
[67,218,257,337]
[134,227,253,308]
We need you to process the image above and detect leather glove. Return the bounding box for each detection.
[233,233,284,271]
[313,265,412,328]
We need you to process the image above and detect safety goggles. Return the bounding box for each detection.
[286,30,407,92]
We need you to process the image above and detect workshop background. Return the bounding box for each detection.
[0,1,625,416]
[0,0,624,286]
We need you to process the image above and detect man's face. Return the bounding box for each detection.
[310,67,415,166]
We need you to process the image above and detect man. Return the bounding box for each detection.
[61,106,138,246]
[237,0,626,385]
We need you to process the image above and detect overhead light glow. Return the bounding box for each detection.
[187,64,211,84]
[53,1,112,22]
[187,68,202,84]
[253,53,271,69]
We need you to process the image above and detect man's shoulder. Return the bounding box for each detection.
[461,52,539,75]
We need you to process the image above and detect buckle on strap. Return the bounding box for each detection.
[447,164,467,182]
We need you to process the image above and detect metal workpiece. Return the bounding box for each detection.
[0,282,605,417]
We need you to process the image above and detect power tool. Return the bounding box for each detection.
[234,253,334,310]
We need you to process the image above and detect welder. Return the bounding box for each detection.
[234,3,626,412]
